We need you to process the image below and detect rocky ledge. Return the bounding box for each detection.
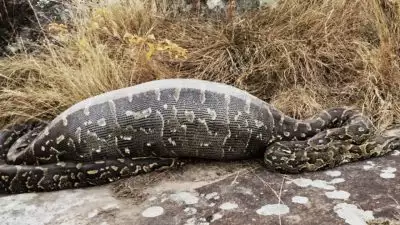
[1,150,399,225]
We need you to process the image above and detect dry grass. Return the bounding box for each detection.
[0,0,399,129]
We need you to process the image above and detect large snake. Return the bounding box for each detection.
[0,79,399,194]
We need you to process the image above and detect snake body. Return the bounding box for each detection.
[1,79,399,194]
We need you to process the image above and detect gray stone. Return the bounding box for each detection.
[1,150,399,225]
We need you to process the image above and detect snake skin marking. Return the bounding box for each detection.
[84,105,90,116]
[184,110,195,123]
[126,108,152,119]
[234,111,242,121]
[244,98,251,114]
[128,93,133,103]
[155,88,161,101]
[173,88,181,101]
[293,122,299,132]
[200,88,206,104]
[75,127,82,144]
[97,118,107,127]
[83,120,93,126]
[62,116,68,126]
[207,108,217,120]
[172,106,178,118]
[255,120,264,128]
[44,127,49,136]
[168,137,177,146]
[87,170,98,174]
[56,135,65,144]
[121,135,132,140]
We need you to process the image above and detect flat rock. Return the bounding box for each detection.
[1,150,400,225]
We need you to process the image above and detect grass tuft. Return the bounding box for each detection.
[0,0,399,130]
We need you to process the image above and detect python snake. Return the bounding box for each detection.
[0,79,399,194]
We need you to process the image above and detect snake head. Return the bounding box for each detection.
[382,123,400,137]
[6,130,39,165]
[386,138,400,151]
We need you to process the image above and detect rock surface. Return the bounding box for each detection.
[1,150,399,225]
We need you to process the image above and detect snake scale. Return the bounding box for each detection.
[0,79,399,194]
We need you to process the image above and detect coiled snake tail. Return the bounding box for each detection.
[0,122,180,194]
[0,156,180,194]
[264,108,400,173]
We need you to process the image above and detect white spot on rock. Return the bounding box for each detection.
[219,202,238,210]
[256,204,290,216]
[184,217,209,225]
[392,150,400,156]
[380,167,396,179]
[288,178,335,190]
[184,207,197,216]
[325,170,341,177]
[291,196,309,204]
[141,206,164,218]
[334,203,374,225]
[169,192,199,205]
[363,161,375,170]
[87,209,99,218]
[329,178,345,184]
[148,196,157,201]
[184,217,197,225]
[211,212,223,222]
[325,190,350,200]
[205,192,220,200]
[236,186,254,196]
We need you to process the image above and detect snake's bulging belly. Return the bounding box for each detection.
[12,79,274,164]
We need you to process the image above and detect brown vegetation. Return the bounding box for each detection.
[0,0,399,130]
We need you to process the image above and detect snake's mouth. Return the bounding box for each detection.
[6,132,37,165]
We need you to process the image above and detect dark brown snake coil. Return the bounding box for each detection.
[0,79,399,194]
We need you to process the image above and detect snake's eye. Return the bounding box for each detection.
[281,149,292,154]
[389,142,400,150]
